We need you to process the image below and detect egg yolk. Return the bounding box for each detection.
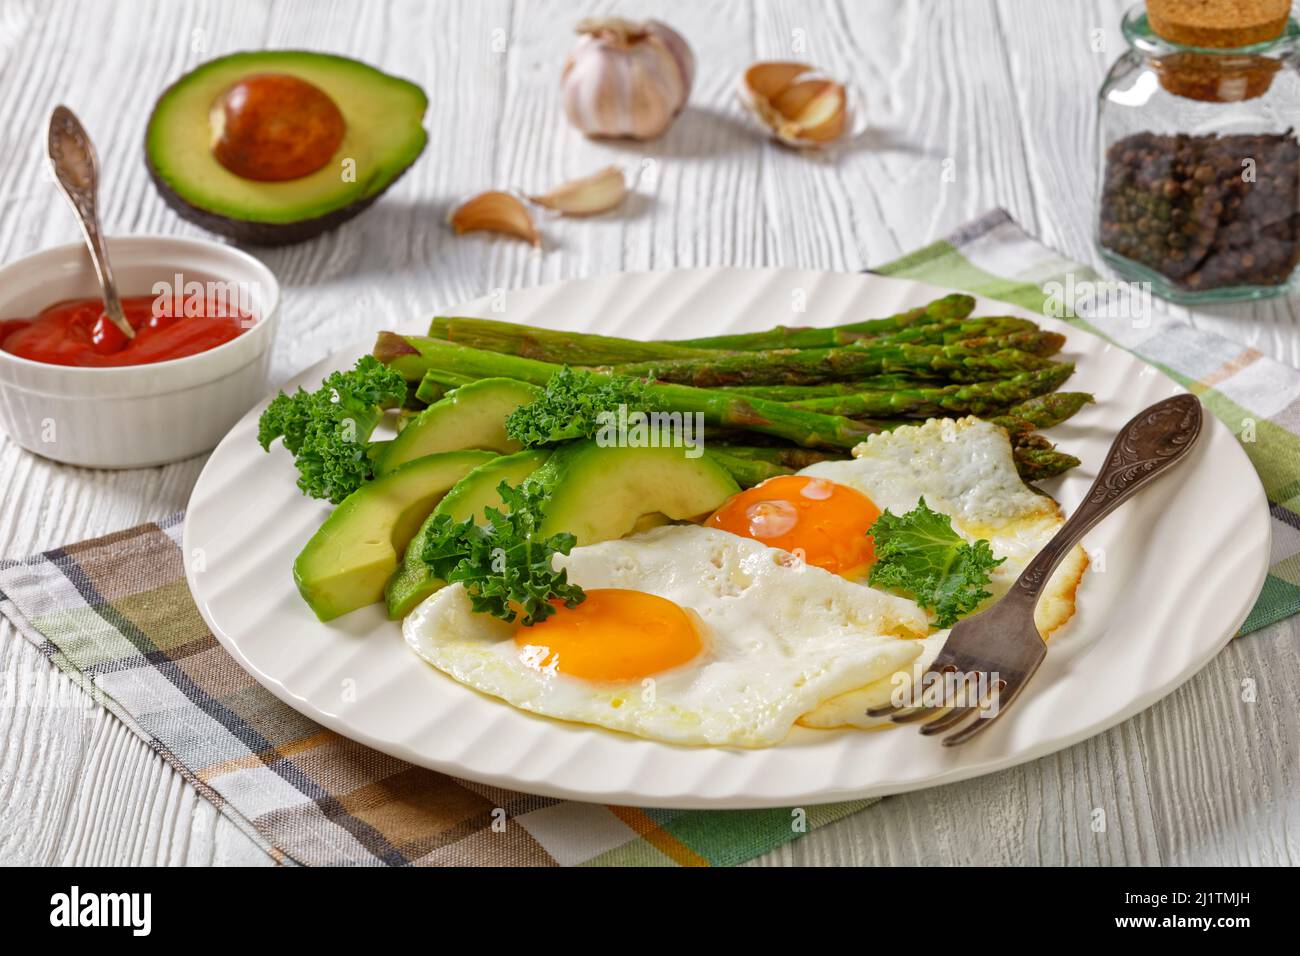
[706,475,880,575]
[514,589,702,682]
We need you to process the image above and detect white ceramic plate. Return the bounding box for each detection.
[184,268,1270,808]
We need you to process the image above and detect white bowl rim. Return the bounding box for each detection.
[0,234,280,378]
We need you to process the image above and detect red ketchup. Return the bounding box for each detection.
[0,295,254,368]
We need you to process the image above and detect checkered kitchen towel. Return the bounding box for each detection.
[0,211,1289,867]
[0,514,869,865]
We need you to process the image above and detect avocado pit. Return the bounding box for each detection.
[210,73,345,181]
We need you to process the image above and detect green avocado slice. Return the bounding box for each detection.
[385,449,551,619]
[533,442,741,545]
[374,378,543,477]
[383,444,742,620]
[293,450,494,622]
[145,50,427,244]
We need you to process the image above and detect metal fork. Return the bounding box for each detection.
[867,393,1204,745]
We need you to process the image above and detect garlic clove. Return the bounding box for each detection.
[742,61,811,102]
[739,60,851,148]
[785,82,847,143]
[771,78,832,119]
[448,191,540,245]
[529,166,627,216]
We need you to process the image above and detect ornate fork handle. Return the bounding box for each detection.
[1014,393,1203,602]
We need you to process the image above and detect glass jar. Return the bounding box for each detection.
[1096,4,1300,303]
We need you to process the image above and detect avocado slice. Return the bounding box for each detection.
[383,443,741,618]
[534,442,741,545]
[294,450,494,621]
[373,378,543,476]
[145,51,427,245]
[385,449,551,619]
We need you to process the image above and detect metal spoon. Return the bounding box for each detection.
[47,105,134,341]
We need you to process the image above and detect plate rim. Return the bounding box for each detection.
[183,266,1272,808]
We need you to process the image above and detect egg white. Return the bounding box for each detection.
[404,525,929,747]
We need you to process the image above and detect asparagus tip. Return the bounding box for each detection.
[373,331,419,364]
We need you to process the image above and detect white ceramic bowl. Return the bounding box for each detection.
[0,236,279,468]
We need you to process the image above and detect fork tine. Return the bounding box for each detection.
[863,663,939,718]
[901,665,980,727]
[919,705,976,735]
[865,703,902,718]
[890,705,942,724]
[864,655,964,723]
[887,663,976,725]
[868,658,961,717]
[942,677,1017,746]
[943,709,1004,746]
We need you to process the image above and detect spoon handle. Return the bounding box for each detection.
[47,105,134,340]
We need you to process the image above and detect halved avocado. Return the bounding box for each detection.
[145,50,427,245]
[534,442,741,545]
[384,449,551,619]
[294,450,494,621]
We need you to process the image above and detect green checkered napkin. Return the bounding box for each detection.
[0,211,1286,867]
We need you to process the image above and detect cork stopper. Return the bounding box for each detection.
[1147,0,1291,48]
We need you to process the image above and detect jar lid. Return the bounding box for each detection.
[1147,0,1291,47]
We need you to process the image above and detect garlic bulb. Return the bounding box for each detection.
[561,18,694,140]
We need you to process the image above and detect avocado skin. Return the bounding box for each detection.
[145,155,412,246]
[143,50,427,246]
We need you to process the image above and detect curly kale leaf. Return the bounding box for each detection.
[420,479,584,626]
[867,497,1004,628]
[257,355,407,504]
[505,366,649,447]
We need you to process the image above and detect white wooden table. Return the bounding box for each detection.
[2,0,1298,867]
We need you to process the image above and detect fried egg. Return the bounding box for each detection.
[404,525,929,747]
